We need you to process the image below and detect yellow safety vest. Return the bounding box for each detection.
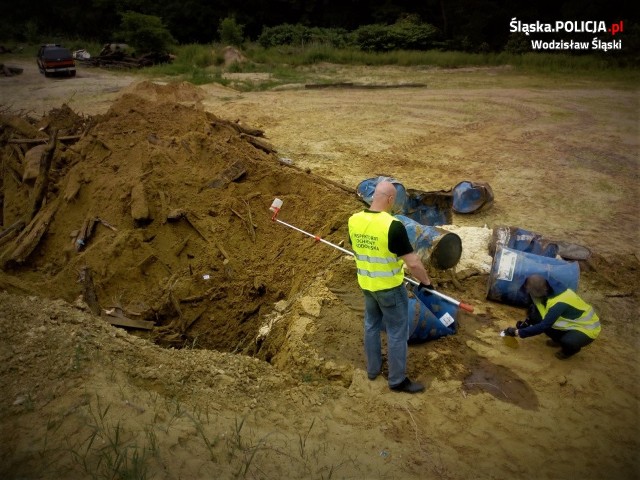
[348,211,405,292]
[533,289,601,339]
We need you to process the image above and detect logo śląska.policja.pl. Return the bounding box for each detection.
[510,18,625,52]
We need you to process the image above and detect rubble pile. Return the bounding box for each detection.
[76,43,174,69]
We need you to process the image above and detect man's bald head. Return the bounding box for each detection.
[370,181,397,212]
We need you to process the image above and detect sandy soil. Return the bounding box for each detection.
[0,58,639,480]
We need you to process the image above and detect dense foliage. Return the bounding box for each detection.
[1,0,635,59]
[118,11,176,54]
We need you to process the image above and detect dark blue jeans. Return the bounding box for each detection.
[363,286,409,387]
[545,328,594,356]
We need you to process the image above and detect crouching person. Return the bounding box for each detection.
[502,274,601,359]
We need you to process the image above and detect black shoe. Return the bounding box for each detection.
[368,372,380,381]
[390,377,425,393]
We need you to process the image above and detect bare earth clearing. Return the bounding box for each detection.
[0,58,639,480]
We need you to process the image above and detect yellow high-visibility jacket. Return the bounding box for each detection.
[348,211,404,292]
[532,289,601,339]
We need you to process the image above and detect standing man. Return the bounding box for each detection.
[502,274,601,359]
[348,181,433,393]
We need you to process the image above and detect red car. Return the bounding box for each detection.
[37,44,76,77]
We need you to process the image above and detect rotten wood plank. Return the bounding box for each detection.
[173,237,190,256]
[79,266,101,316]
[210,119,264,137]
[130,181,151,224]
[243,199,256,243]
[28,129,58,222]
[0,220,24,241]
[1,199,59,266]
[240,133,277,154]
[0,114,45,139]
[203,159,246,189]
[183,306,208,331]
[184,213,209,242]
[75,216,97,251]
[102,312,155,330]
[216,241,230,262]
[7,135,82,145]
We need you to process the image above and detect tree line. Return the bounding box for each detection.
[2,0,635,53]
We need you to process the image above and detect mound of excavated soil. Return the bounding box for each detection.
[0,84,361,354]
[120,80,206,105]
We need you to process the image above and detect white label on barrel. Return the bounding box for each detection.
[497,249,517,281]
[440,312,455,327]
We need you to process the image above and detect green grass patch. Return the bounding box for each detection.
[5,39,637,90]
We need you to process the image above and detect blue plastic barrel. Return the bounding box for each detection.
[486,246,580,307]
[403,189,453,226]
[395,215,462,270]
[491,226,559,258]
[355,177,452,225]
[452,181,494,214]
[408,287,458,343]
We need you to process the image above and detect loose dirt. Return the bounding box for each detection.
[0,58,638,480]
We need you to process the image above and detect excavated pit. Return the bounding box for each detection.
[0,82,361,357]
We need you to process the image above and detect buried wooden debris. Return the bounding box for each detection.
[1,199,59,266]
[166,208,187,221]
[180,286,223,303]
[184,213,210,242]
[98,218,117,231]
[210,118,265,137]
[28,129,58,222]
[173,237,190,256]
[183,306,208,332]
[166,208,209,242]
[78,266,101,316]
[130,181,151,224]
[22,145,47,182]
[244,199,256,242]
[203,159,247,189]
[0,114,45,139]
[75,216,97,251]
[0,220,25,248]
[7,135,81,145]
[159,190,169,223]
[63,166,83,202]
[5,146,24,181]
[138,254,171,274]
[240,133,276,154]
[216,241,231,262]
[102,306,155,330]
[72,216,117,252]
[169,290,182,319]
[230,200,256,243]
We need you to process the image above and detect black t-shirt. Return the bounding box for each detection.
[351,210,414,257]
[388,218,414,257]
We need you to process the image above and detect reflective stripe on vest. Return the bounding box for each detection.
[534,289,601,339]
[553,309,600,329]
[348,210,405,291]
[356,266,404,278]
[354,253,399,264]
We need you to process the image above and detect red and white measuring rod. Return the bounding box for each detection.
[270,198,474,313]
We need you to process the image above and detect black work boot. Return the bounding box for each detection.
[390,377,425,393]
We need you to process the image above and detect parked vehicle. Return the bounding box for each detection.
[37,44,76,77]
